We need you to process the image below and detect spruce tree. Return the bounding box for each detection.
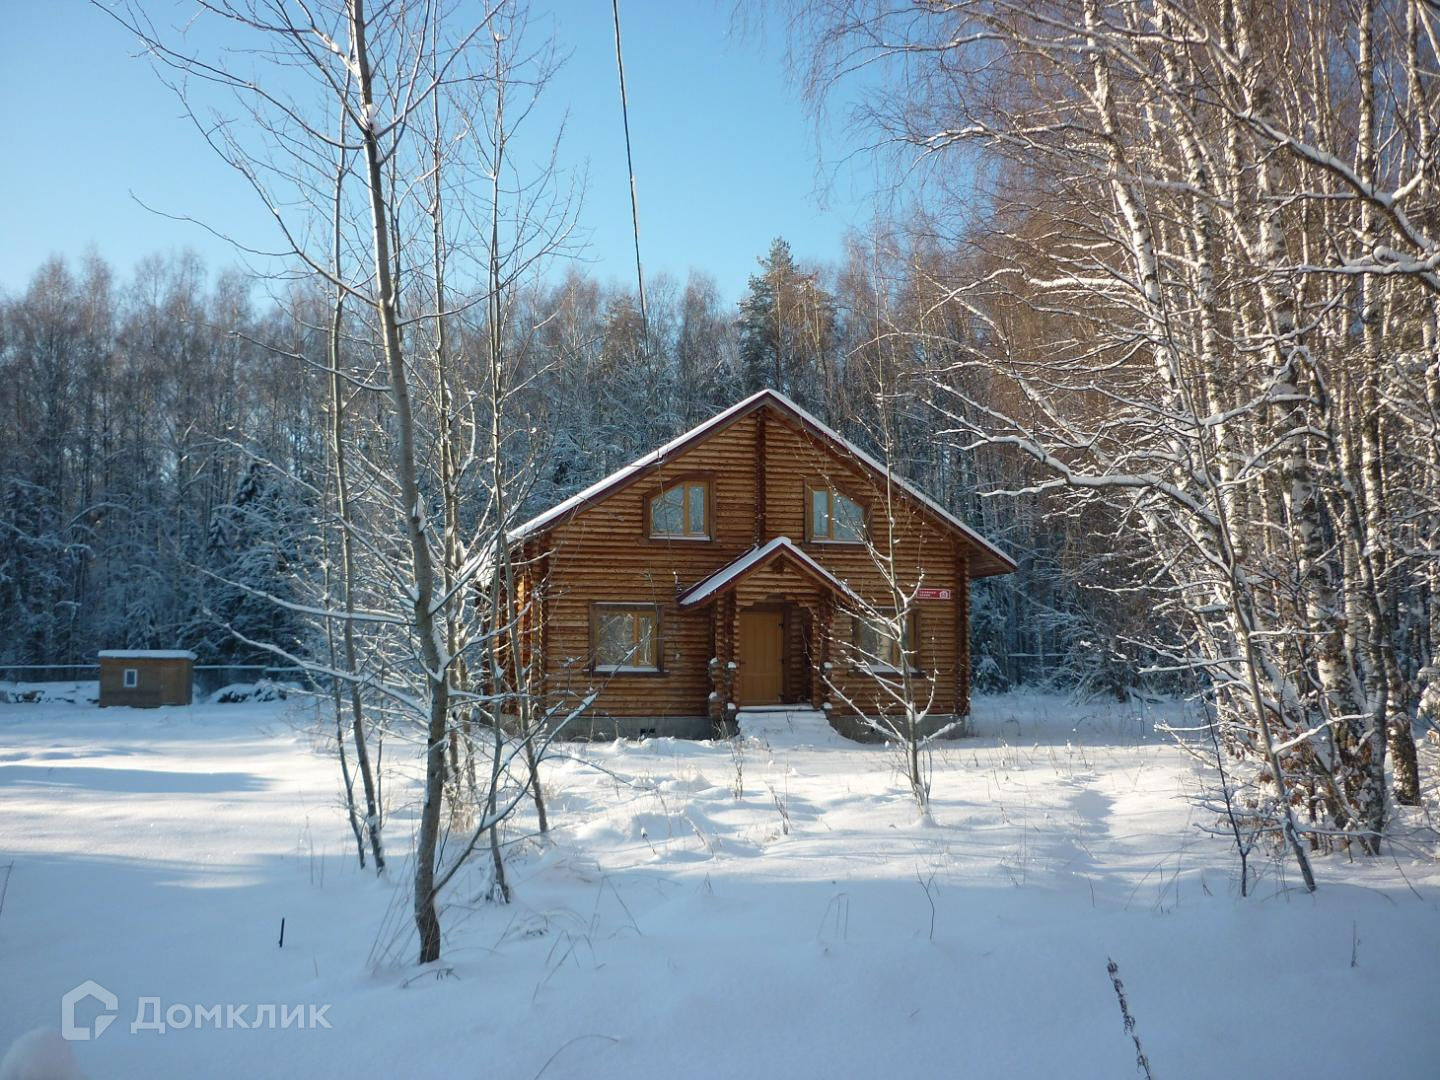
[736,237,836,409]
[201,462,308,665]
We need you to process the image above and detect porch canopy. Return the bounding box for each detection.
[678,536,861,609]
[679,537,860,713]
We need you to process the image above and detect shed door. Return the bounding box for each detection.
[737,609,784,705]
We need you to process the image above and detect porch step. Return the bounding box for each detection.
[735,706,844,747]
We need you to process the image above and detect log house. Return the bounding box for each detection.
[508,390,1015,739]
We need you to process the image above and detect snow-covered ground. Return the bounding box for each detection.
[2,690,1437,1078]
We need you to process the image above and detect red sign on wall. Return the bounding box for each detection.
[915,588,952,601]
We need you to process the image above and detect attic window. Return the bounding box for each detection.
[807,484,865,543]
[649,479,710,540]
[123,668,139,688]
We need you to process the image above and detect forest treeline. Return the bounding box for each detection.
[0,241,1091,685]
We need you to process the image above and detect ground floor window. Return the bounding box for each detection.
[592,604,661,672]
[853,611,917,672]
[123,668,139,688]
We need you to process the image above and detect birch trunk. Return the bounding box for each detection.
[328,99,385,873]
[347,0,448,964]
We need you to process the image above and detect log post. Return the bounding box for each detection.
[955,547,971,719]
[707,601,724,724]
[537,545,551,708]
[754,409,767,546]
[723,592,739,720]
[707,655,724,723]
[813,594,834,710]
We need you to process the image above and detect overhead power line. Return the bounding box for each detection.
[611,0,648,336]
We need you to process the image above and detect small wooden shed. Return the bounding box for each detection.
[98,650,196,707]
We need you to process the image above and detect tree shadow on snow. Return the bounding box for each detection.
[0,764,267,794]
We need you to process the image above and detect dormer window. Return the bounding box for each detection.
[649,479,710,539]
[807,483,865,543]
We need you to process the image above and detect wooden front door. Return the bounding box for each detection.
[737,608,785,705]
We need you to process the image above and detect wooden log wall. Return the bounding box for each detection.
[756,414,964,721]
[530,408,982,721]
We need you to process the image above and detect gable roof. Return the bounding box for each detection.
[510,388,1016,578]
[676,536,864,608]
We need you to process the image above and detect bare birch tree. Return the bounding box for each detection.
[784,0,1440,877]
[106,0,582,964]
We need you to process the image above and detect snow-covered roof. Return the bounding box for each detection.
[677,537,864,608]
[510,390,776,543]
[98,650,197,660]
[509,388,1016,577]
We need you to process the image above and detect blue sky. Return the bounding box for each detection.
[1,1,881,303]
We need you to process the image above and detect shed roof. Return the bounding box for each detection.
[677,536,863,608]
[509,388,1016,578]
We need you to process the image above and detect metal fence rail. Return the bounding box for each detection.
[0,663,309,698]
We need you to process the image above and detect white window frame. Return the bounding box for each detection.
[123,667,139,689]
